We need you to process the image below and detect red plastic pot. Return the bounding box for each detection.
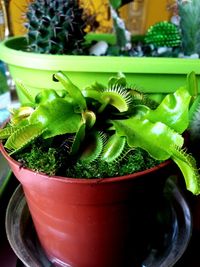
[0,143,176,267]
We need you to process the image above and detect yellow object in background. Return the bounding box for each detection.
[144,0,172,32]
[79,0,112,33]
[120,0,171,35]
[0,2,5,40]
[8,0,171,36]
[9,0,30,36]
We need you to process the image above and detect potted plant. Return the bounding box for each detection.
[0,71,199,267]
[1,0,200,104]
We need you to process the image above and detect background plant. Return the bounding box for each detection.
[25,0,98,54]
[0,68,8,94]
[178,0,200,56]
[142,0,200,57]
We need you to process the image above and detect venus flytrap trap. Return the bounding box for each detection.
[0,72,200,195]
[187,75,200,176]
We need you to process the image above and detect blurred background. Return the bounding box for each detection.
[1,0,175,38]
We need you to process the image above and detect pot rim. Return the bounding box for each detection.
[0,141,171,184]
[1,36,200,74]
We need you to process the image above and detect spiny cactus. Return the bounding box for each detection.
[145,21,181,47]
[25,0,87,54]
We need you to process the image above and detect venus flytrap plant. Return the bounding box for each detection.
[0,71,200,195]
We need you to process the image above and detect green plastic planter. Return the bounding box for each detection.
[1,35,200,103]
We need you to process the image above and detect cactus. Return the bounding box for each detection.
[145,21,181,47]
[25,0,87,54]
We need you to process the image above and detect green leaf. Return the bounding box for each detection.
[108,73,127,88]
[80,131,104,163]
[0,126,17,140]
[35,89,61,105]
[171,147,200,195]
[15,79,35,104]
[109,0,122,9]
[112,117,184,160]
[83,82,106,92]
[70,123,86,155]
[10,107,34,125]
[5,124,45,154]
[82,110,96,128]
[53,72,86,111]
[187,71,198,99]
[101,90,130,112]
[101,134,126,162]
[29,98,82,138]
[0,119,30,140]
[81,87,103,102]
[187,72,200,121]
[145,87,191,133]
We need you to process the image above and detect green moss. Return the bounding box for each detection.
[15,142,61,176]
[65,148,161,178]
[15,138,161,178]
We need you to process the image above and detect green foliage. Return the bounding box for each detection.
[178,0,200,56]
[0,70,8,94]
[25,0,88,54]
[0,72,200,194]
[109,0,122,9]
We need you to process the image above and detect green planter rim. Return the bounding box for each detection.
[1,36,200,73]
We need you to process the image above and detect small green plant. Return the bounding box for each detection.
[0,72,200,195]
